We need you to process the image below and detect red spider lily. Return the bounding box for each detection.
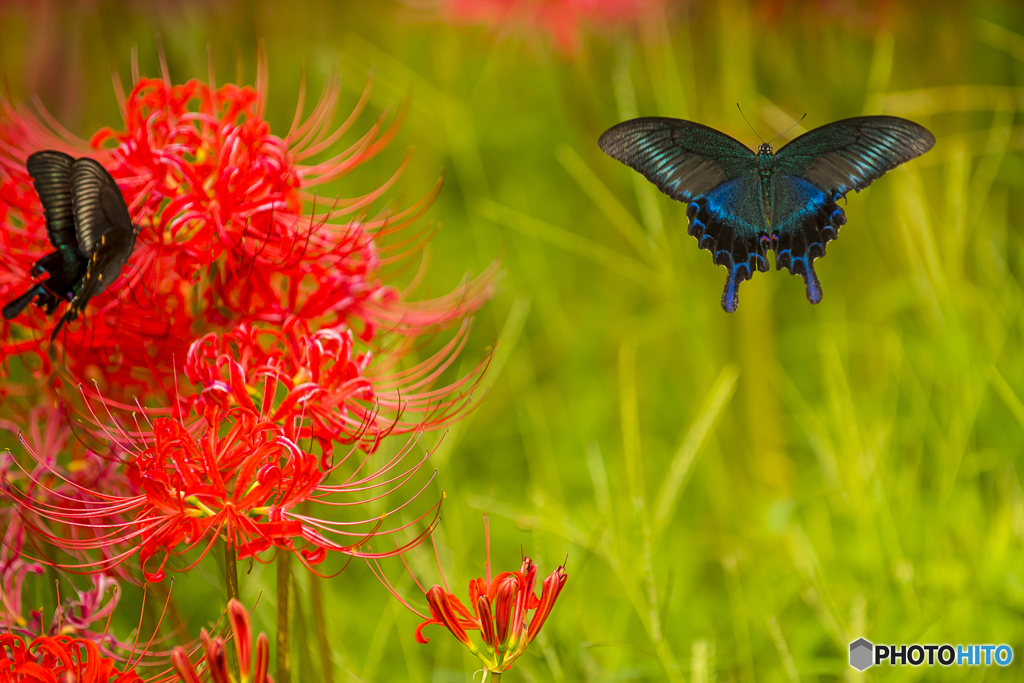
[0,632,142,683]
[0,45,495,396]
[439,0,668,54]
[0,557,43,633]
[0,563,124,651]
[0,406,138,582]
[6,403,443,583]
[373,518,567,674]
[170,599,272,683]
[184,316,485,453]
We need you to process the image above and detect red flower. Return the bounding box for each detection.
[377,518,567,674]
[0,46,495,397]
[1,562,125,652]
[7,406,442,583]
[439,0,668,54]
[0,405,138,585]
[170,599,271,683]
[0,632,142,683]
[184,316,486,453]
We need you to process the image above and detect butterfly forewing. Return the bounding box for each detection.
[70,158,133,258]
[774,116,935,197]
[598,117,757,201]
[26,151,79,262]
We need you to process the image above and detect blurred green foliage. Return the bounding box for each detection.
[3,0,1024,681]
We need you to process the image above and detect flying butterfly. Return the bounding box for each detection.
[598,115,935,311]
[2,150,139,339]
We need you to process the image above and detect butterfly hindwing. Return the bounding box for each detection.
[770,174,846,304]
[599,117,767,311]
[687,175,770,312]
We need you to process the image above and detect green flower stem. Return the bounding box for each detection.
[310,573,335,683]
[224,541,240,680]
[277,550,292,683]
[490,672,501,682]
[224,541,239,602]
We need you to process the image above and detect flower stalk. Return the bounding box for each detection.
[310,569,335,683]
[224,540,241,680]
[277,549,292,683]
[225,540,240,603]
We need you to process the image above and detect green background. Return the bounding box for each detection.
[3,0,1024,680]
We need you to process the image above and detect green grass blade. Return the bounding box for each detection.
[652,364,739,540]
[479,200,654,285]
[555,144,664,261]
[432,296,531,468]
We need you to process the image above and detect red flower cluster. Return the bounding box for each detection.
[0,43,503,683]
[0,48,494,401]
[440,0,668,53]
[0,632,141,683]
[184,316,483,453]
[9,403,442,582]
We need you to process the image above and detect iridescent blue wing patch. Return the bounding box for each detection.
[687,174,769,312]
[770,174,844,304]
[599,117,766,311]
[772,116,935,301]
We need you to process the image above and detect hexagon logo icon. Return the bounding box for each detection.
[850,638,874,671]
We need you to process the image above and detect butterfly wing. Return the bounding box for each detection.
[772,116,935,301]
[51,159,138,339]
[5,152,85,320]
[599,117,766,311]
[26,151,78,258]
[25,151,88,296]
[69,158,134,258]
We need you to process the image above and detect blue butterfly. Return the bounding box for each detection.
[599,116,935,311]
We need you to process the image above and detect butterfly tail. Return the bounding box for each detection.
[720,267,739,313]
[3,285,46,320]
[716,252,756,313]
[51,311,73,342]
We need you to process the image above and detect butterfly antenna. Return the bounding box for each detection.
[737,104,764,144]
[767,113,807,146]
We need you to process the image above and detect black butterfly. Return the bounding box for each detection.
[599,116,935,311]
[3,151,139,339]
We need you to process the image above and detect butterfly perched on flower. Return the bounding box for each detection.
[599,116,935,311]
[2,150,138,338]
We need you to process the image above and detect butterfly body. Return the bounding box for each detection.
[2,150,139,338]
[599,116,934,311]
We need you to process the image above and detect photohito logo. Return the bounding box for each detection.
[849,639,1013,671]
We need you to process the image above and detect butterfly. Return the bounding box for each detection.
[2,150,139,339]
[598,115,935,311]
